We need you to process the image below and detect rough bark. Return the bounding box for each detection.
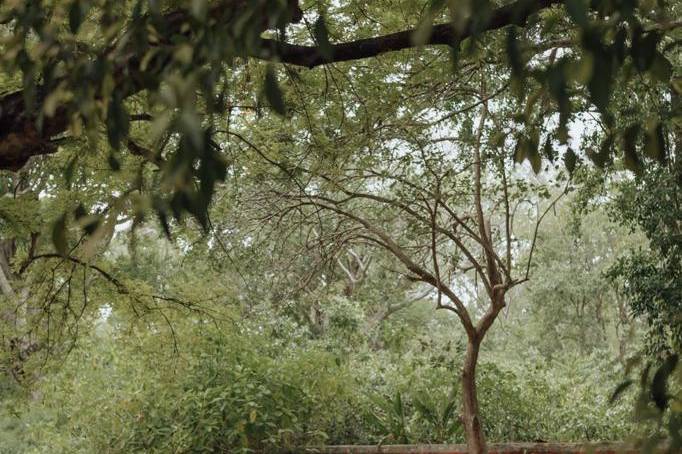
[462,337,485,454]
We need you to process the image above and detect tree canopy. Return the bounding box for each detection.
[0,1,680,454]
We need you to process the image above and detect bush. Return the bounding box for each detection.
[3,316,636,453]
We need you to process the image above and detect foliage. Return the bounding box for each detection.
[7,321,356,453]
[1,310,638,453]
[607,163,682,354]
[0,0,678,244]
[0,1,679,452]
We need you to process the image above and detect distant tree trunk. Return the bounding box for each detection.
[461,336,486,454]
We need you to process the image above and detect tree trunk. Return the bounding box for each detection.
[461,336,486,454]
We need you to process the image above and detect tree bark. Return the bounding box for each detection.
[462,335,486,454]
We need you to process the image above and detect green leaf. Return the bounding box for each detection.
[413,0,447,45]
[412,20,433,46]
[314,16,333,62]
[529,149,542,174]
[515,131,540,172]
[69,0,83,34]
[173,44,194,65]
[564,147,577,174]
[52,214,68,257]
[643,121,666,163]
[506,27,524,78]
[649,52,672,83]
[588,134,613,168]
[413,10,435,46]
[191,0,208,21]
[543,138,556,162]
[631,29,659,72]
[43,86,69,118]
[513,137,528,164]
[565,0,589,28]
[177,111,204,153]
[547,62,569,131]
[263,65,286,116]
[622,123,642,173]
[588,57,612,112]
[490,131,506,148]
[64,156,78,189]
[106,93,130,150]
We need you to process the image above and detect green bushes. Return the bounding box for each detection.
[350,353,634,446]
[1,316,636,453]
[12,326,359,453]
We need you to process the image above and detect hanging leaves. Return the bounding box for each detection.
[412,0,445,46]
[631,28,660,73]
[564,148,578,174]
[263,65,286,116]
[587,134,614,169]
[0,0,678,245]
[64,156,78,190]
[622,124,642,173]
[68,0,84,34]
[542,138,556,163]
[587,53,613,113]
[643,121,666,163]
[514,130,541,174]
[106,92,130,151]
[649,52,673,83]
[565,0,589,28]
[52,214,68,257]
[506,27,524,80]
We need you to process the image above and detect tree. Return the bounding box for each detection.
[233,55,570,450]
[0,0,678,233]
[494,200,642,365]
[607,162,682,355]
[0,2,680,452]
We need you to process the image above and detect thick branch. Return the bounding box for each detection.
[263,0,563,68]
[0,0,563,170]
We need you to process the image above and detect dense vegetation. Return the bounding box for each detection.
[0,1,680,453]
[0,208,648,452]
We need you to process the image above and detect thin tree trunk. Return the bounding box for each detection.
[462,336,486,454]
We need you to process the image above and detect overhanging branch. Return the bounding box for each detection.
[0,0,564,171]
[262,0,563,68]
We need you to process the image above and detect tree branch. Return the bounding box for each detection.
[262,0,563,68]
[0,0,563,170]
[280,194,477,337]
